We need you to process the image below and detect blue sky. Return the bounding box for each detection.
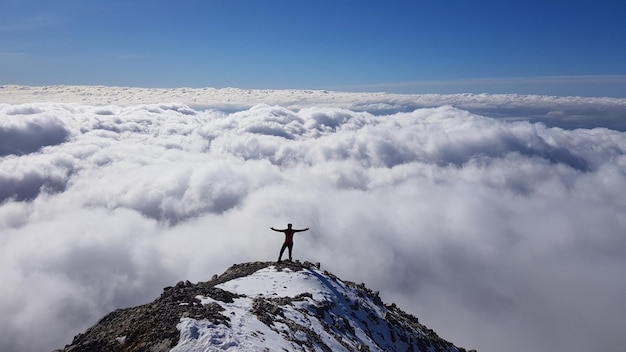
[2,0,626,96]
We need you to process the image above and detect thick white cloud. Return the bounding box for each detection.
[3,85,626,130]
[0,104,69,156]
[0,88,625,352]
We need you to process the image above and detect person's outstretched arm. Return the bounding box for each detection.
[270,227,283,232]
[294,227,310,232]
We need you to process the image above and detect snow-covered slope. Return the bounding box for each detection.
[56,261,472,352]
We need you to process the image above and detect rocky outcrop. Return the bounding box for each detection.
[55,261,475,352]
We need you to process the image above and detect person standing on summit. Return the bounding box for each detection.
[270,223,309,262]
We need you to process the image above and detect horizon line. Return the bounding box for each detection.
[331,74,626,90]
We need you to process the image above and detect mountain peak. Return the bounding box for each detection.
[56,261,474,352]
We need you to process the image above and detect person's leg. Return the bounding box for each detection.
[287,243,293,261]
[278,243,288,262]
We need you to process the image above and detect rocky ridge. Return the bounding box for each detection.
[55,261,475,352]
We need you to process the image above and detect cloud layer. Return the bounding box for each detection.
[3,85,626,131]
[1,94,626,352]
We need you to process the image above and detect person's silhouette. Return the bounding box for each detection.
[270,223,309,262]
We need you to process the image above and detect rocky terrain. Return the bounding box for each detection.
[55,261,475,352]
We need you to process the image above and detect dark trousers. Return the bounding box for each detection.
[278,242,293,261]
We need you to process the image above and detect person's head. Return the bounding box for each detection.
[287,223,292,228]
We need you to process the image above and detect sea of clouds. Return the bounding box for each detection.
[1,86,625,352]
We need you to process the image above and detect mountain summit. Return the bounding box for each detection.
[56,261,474,352]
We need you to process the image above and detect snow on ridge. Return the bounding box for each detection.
[216,265,332,300]
[172,264,453,352]
[213,265,386,321]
